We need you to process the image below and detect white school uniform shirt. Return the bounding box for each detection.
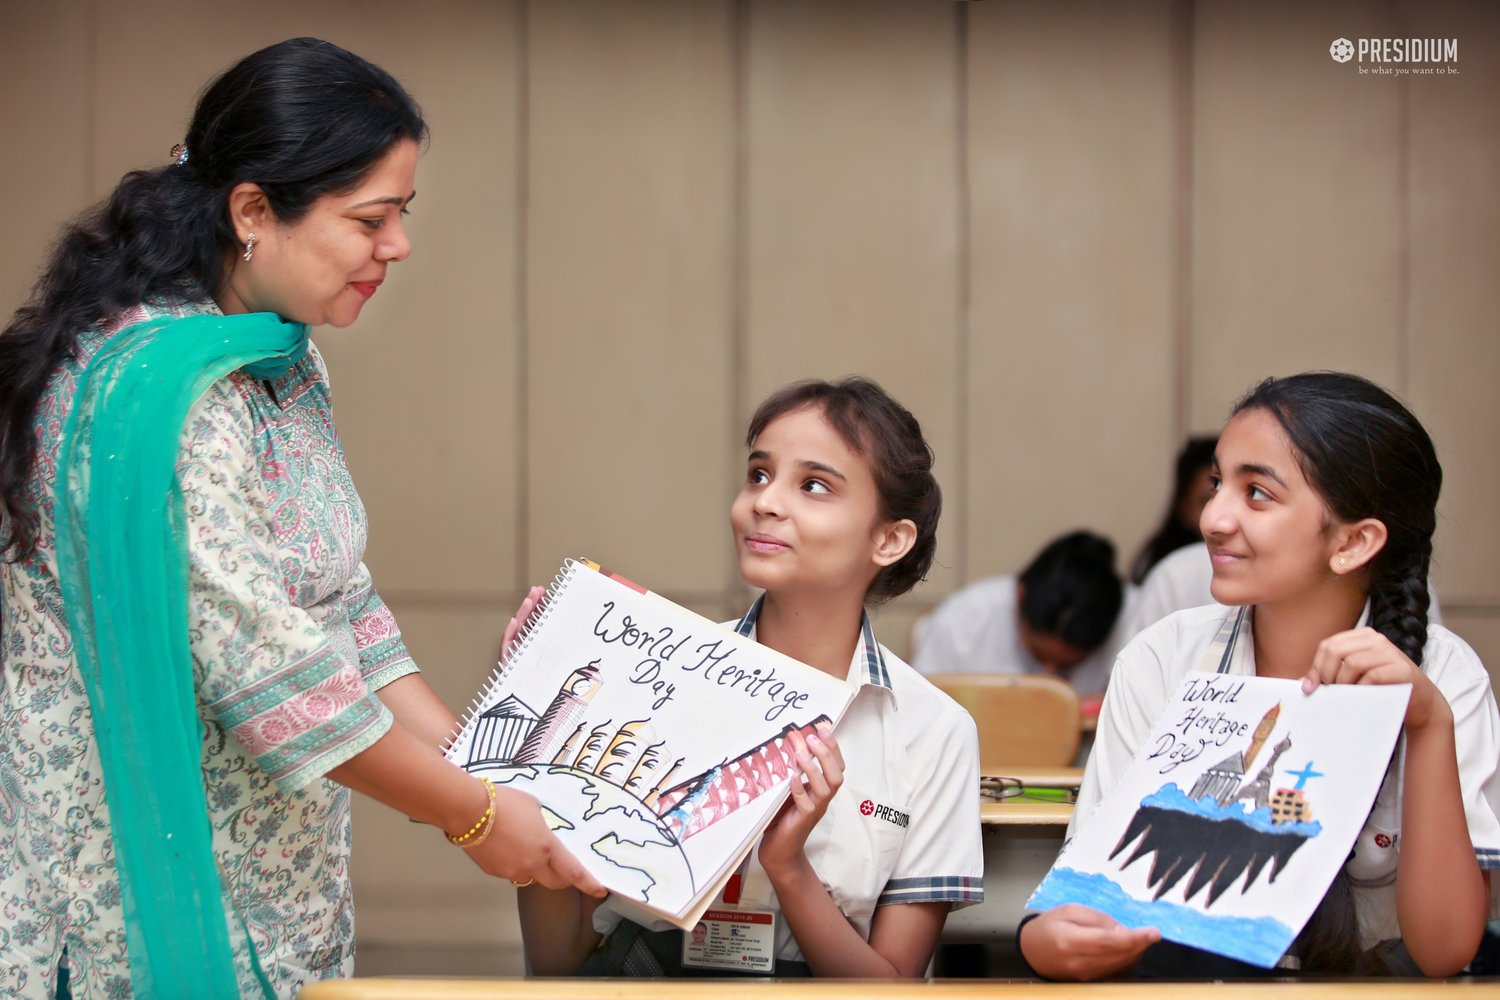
[912,574,1139,697]
[1121,544,1216,642]
[1074,603,1500,951]
[1122,544,1444,643]
[593,597,985,964]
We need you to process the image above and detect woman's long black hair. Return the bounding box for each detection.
[0,37,427,559]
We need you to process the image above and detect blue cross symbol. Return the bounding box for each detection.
[1286,761,1324,791]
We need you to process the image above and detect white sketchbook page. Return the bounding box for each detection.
[1029,671,1409,967]
[447,559,855,927]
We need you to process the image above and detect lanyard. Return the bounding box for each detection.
[1201,605,1250,675]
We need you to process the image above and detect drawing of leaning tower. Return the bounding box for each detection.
[512,660,604,765]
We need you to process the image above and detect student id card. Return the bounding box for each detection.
[680,908,777,974]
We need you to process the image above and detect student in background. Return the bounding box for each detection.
[1120,540,1217,642]
[517,377,983,978]
[1129,436,1218,585]
[914,531,1132,700]
[1019,372,1498,979]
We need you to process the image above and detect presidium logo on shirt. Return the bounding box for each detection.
[860,798,909,828]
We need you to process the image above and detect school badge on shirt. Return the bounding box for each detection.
[861,798,910,827]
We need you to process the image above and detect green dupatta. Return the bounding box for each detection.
[54,312,308,997]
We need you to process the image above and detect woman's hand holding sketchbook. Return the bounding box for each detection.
[501,585,547,664]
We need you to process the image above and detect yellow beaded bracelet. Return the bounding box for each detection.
[461,803,498,850]
[446,777,496,846]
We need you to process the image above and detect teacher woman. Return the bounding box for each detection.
[0,38,601,999]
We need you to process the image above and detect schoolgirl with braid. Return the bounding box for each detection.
[1020,372,1500,980]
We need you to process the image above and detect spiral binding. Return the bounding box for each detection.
[443,558,583,764]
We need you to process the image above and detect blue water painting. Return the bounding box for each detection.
[1028,868,1294,968]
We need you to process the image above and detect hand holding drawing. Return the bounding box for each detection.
[1300,626,1448,732]
[1302,636,1483,975]
[461,782,607,897]
[460,584,603,897]
[758,722,844,877]
[1019,904,1160,980]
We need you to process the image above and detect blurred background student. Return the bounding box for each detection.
[914,531,1132,700]
[1128,436,1217,585]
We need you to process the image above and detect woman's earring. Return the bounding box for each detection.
[1338,556,1348,569]
[243,233,256,262]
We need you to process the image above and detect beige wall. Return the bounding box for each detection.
[4,0,1497,974]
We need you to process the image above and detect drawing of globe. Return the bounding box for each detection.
[470,763,694,903]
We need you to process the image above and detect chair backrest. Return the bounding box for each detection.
[926,672,1081,769]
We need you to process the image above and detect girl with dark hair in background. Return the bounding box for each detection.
[0,38,599,999]
[517,377,983,978]
[914,530,1129,700]
[1019,372,1499,980]
[1129,436,1218,585]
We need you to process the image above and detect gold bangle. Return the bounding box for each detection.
[445,777,495,845]
[460,797,498,850]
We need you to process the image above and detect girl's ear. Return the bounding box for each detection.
[1330,517,1388,575]
[226,182,273,237]
[871,519,917,569]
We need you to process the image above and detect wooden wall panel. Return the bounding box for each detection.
[1404,0,1500,609]
[526,0,735,594]
[1189,0,1403,427]
[966,0,1178,581]
[0,1,92,312]
[743,0,961,606]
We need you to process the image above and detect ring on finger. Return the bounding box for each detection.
[512,877,535,888]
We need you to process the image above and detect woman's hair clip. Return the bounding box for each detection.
[169,143,189,167]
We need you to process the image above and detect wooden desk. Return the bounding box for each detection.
[979,801,1073,826]
[300,977,1500,998]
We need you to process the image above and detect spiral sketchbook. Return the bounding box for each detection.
[445,558,857,929]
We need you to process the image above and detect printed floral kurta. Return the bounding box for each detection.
[1,298,418,998]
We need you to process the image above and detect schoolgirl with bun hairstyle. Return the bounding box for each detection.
[519,376,984,979]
